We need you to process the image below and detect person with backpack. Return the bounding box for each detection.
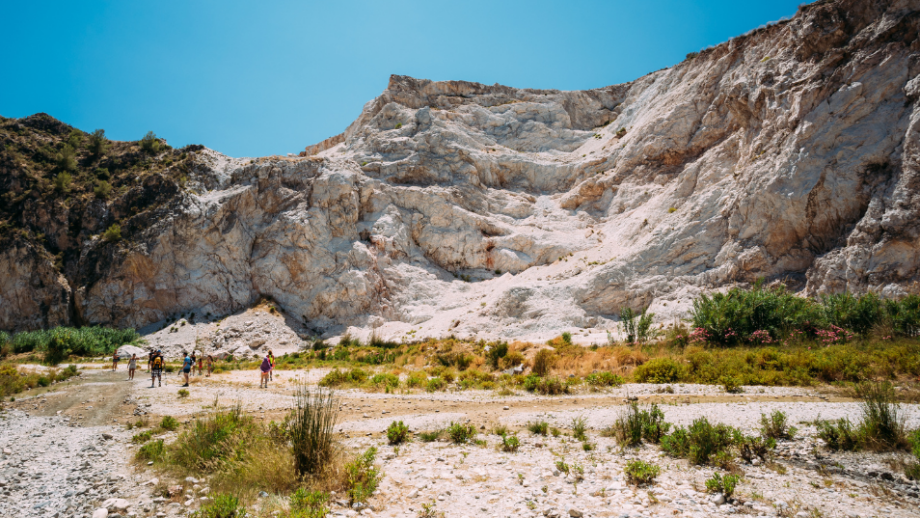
[151,351,164,388]
[259,354,272,388]
[181,352,193,387]
[268,350,275,381]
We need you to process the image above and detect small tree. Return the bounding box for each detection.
[56,144,77,172]
[89,129,109,157]
[140,131,161,154]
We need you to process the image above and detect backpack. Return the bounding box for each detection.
[153,356,163,369]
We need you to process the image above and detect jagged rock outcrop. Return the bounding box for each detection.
[2,0,919,341]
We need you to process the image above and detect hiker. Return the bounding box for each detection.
[268,350,275,381]
[189,352,197,376]
[206,355,213,377]
[111,351,119,372]
[181,352,192,387]
[197,354,204,376]
[259,354,271,388]
[147,349,154,372]
[150,350,164,388]
[128,354,137,381]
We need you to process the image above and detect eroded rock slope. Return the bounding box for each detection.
[2,0,920,342]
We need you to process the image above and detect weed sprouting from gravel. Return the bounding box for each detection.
[527,420,549,436]
[603,402,670,447]
[571,416,588,442]
[419,430,442,442]
[705,472,741,498]
[387,421,409,445]
[447,422,476,444]
[624,460,660,485]
[760,410,797,440]
[345,447,381,504]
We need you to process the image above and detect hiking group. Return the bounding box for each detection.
[142,349,214,388]
[259,350,274,388]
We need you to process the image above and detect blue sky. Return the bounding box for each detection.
[1,1,802,157]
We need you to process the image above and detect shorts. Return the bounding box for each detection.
[152,368,162,377]
[183,368,191,374]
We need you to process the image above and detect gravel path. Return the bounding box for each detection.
[0,410,128,518]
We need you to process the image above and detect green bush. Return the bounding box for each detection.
[8,326,140,356]
[406,372,426,388]
[689,281,816,345]
[857,381,907,450]
[370,373,399,390]
[140,131,161,154]
[624,460,660,485]
[661,417,740,465]
[178,389,190,398]
[102,223,122,242]
[170,408,253,471]
[345,447,380,503]
[319,368,367,387]
[561,332,572,344]
[289,488,329,518]
[160,415,180,431]
[132,430,155,444]
[523,375,567,395]
[633,358,683,383]
[720,375,743,393]
[816,418,862,451]
[585,371,625,387]
[426,377,445,392]
[604,402,670,446]
[136,439,166,462]
[447,422,476,443]
[501,433,520,452]
[705,473,741,498]
[387,421,409,445]
[527,420,549,436]
[571,416,588,442]
[190,493,247,518]
[760,411,797,440]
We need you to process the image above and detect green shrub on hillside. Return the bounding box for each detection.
[633,358,683,383]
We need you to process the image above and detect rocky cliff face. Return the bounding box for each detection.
[2,0,920,342]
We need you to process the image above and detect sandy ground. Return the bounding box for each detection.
[3,364,919,518]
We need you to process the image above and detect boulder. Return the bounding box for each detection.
[116,345,148,361]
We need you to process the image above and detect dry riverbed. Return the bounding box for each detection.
[1,365,918,518]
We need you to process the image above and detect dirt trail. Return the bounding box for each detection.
[10,365,136,426]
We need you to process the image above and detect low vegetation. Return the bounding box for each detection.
[624,460,660,485]
[0,363,79,398]
[1,326,141,364]
[133,385,381,506]
[817,382,911,452]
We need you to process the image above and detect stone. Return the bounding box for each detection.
[102,498,130,512]
[568,508,584,518]
[92,509,108,518]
